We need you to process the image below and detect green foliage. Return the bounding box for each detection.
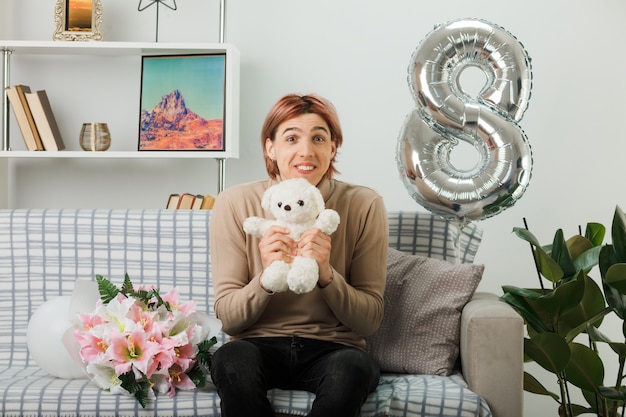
[524,332,570,373]
[121,273,134,295]
[502,205,626,417]
[523,371,559,400]
[96,273,171,311]
[188,336,218,388]
[119,371,152,409]
[96,274,120,304]
[196,337,218,368]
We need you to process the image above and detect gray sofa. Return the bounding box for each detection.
[0,209,522,417]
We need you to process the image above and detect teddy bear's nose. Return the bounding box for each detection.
[284,205,291,211]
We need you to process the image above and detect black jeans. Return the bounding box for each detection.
[210,336,380,417]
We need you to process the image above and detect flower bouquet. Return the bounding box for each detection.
[73,274,218,408]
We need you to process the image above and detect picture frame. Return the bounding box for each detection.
[138,54,227,152]
[53,0,103,41]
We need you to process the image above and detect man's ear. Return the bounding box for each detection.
[265,138,275,160]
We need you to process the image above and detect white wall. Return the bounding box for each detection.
[3,1,626,415]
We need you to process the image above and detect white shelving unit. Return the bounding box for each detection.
[0,40,240,208]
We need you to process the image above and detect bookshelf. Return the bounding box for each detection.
[0,40,240,208]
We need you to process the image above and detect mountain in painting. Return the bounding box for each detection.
[139,89,223,151]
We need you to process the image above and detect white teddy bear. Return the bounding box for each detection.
[243,178,340,294]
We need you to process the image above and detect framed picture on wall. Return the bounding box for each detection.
[53,0,103,41]
[138,54,227,151]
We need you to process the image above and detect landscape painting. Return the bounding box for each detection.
[138,54,226,151]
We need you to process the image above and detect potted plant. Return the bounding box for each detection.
[501,205,626,416]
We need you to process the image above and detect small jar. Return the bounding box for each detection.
[79,123,111,151]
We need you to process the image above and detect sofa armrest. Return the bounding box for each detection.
[460,292,524,417]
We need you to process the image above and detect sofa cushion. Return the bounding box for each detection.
[366,248,484,375]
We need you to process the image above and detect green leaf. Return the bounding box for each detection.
[523,371,560,400]
[585,222,606,247]
[535,270,585,317]
[572,246,602,275]
[122,272,134,295]
[512,226,567,283]
[598,385,626,401]
[552,229,576,280]
[599,244,618,278]
[187,362,206,388]
[592,386,624,416]
[612,205,626,262]
[599,246,626,319]
[154,289,172,311]
[603,282,626,321]
[586,323,612,343]
[525,333,570,374]
[566,403,596,417]
[581,388,603,416]
[609,341,626,358]
[587,324,626,357]
[187,336,218,388]
[563,342,604,393]
[605,263,626,294]
[512,227,562,283]
[196,336,218,367]
[133,289,155,304]
[96,275,120,304]
[513,227,543,248]
[119,371,151,408]
[563,307,612,344]
[566,235,593,263]
[501,290,551,333]
[560,275,607,338]
[536,248,565,283]
[502,285,543,301]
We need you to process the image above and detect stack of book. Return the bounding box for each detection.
[166,193,216,210]
[4,84,66,151]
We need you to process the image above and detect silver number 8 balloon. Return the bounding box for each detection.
[397,18,533,228]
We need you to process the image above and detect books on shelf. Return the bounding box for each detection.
[4,85,66,151]
[200,194,216,210]
[177,193,196,209]
[24,90,66,151]
[166,194,180,209]
[191,195,204,210]
[166,193,215,210]
[4,85,44,151]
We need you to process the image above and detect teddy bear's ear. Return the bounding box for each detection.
[309,184,325,213]
[261,185,276,211]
